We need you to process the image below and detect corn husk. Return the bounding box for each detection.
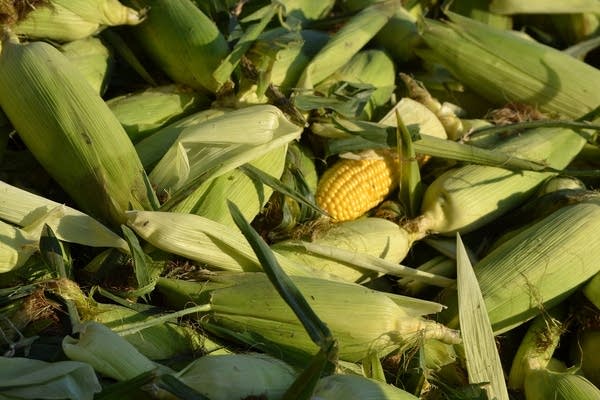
[278,0,336,22]
[0,180,128,251]
[379,97,447,139]
[0,205,101,273]
[441,197,600,334]
[419,11,600,118]
[59,37,112,95]
[135,107,229,169]
[315,49,396,120]
[125,210,319,277]
[241,28,329,101]
[296,0,399,90]
[107,84,210,143]
[51,278,203,360]
[169,146,287,228]
[489,0,600,14]
[123,0,230,93]
[149,105,302,198]
[62,321,161,381]
[398,73,465,140]
[340,0,422,64]
[271,218,414,282]
[14,0,143,41]
[0,33,153,227]
[0,357,101,400]
[415,123,588,235]
[583,273,600,310]
[156,273,461,363]
[312,374,419,399]
[171,353,298,400]
[579,330,600,387]
[524,369,600,400]
[508,310,566,390]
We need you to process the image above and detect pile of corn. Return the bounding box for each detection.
[0,0,600,398]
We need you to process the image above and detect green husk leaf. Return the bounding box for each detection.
[456,233,509,400]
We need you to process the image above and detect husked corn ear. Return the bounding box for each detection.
[0,34,153,227]
[441,196,600,334]
[123,0,230,93]
[14,0,143,42]
[316,150,399,221]
[157,273,461,363]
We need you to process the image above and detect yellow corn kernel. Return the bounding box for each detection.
[316,150,399,221]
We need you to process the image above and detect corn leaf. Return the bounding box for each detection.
[321,118,556,172]
[456,233,509,400]
[396,110,422,217]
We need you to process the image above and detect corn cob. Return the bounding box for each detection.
[0,180,128,251]
[414,123,588,235]
[122,0,230,93]
[59,37,112,95]
[271,217,414,283]
[156,273,460,363]
[0,33,153,228]
[313,374,419,399]
[316,149,400,222]
[106,85,210,143]
[14,0,143,42]
[419,12,600,118]
[441,196,600,334]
